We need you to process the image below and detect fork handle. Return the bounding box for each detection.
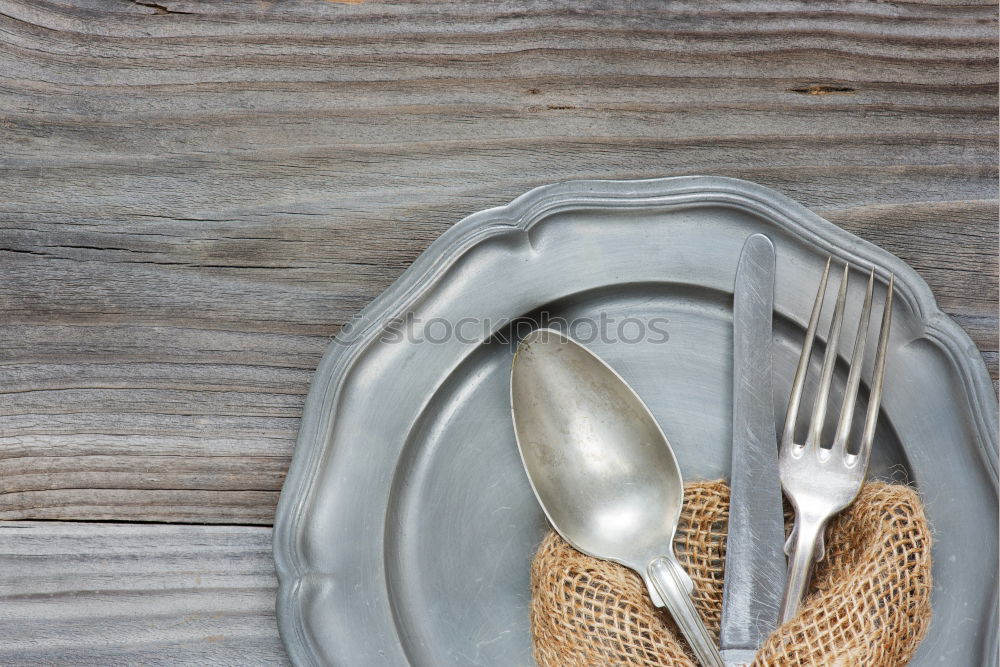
[778,517,827,624]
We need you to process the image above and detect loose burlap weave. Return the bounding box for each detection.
[530,481,932,667]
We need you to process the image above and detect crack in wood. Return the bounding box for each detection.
[129,0,193,15]
[789,84,857,95]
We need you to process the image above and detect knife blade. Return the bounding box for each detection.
[719,233,786,667]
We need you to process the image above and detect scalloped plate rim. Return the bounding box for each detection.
[272,175,998,666]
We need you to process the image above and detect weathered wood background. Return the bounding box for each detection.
[1,0,996,663]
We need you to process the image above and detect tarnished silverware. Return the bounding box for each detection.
[719,234,785,667]
[778,259,894,622]
[511,328,724,667]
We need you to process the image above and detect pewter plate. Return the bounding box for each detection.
[273,177,998,666]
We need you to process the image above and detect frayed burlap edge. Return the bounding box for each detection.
[530,481,932,667]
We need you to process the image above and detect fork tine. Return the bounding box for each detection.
[805,263,849,450]
[831,267,875,455]
[781,257,832,451]
[852,274,894,467]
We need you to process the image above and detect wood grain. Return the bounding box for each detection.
[0,521,288,665]
[0,0,996,528]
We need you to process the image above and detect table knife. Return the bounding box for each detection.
[719,233,786,667]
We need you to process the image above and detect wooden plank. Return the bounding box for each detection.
[0,0,996,523]
[0,521,288,665]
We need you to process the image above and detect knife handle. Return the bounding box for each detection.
[719,648,755,667]
[647,556,725,667]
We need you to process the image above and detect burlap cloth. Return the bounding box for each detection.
[530,481,932,667]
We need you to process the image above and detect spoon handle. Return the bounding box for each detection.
[648,556,725,667]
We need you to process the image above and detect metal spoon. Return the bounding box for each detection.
[511,328,724,667]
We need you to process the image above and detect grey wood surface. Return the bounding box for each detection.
[1,0,996,663]
[0,521,288,666]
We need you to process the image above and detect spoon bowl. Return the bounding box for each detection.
[511,328,724,667]
[510,328,683,571]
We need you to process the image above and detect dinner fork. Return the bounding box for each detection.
[777,258,893,623]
